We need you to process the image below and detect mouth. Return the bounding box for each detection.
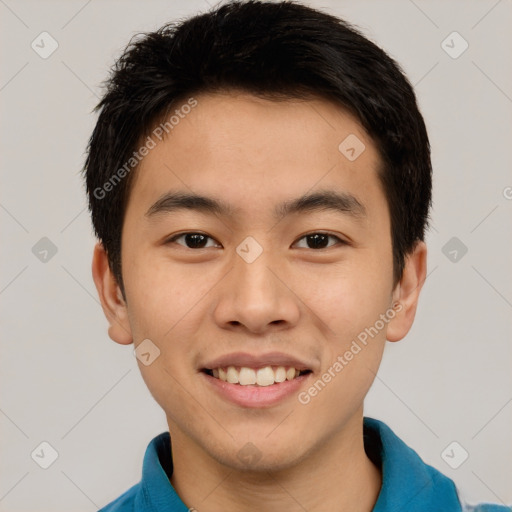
[199,352,315,407]
[201,366,313,386]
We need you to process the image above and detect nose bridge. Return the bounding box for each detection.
[236,249,274,293]
[233,235,281,305]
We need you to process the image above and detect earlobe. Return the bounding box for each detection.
[386,241,428,343]
[91,242,133,345]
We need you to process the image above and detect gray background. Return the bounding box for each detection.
[1,0,511,510]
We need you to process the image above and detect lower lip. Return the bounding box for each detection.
[200,371,312,408]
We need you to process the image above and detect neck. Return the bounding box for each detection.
[169,414,381,512]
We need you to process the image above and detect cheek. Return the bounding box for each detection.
[294,252,393,335]
[123,252,209,341]
[290,246,393,398]
[122,259,209,417]
[294,267,390,433]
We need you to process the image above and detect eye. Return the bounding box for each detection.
[166,231,346,250]
[166,232,221,249]
[293,232,345,250]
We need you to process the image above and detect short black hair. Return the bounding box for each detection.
[83,0,432,297]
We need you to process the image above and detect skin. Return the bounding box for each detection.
[92,91,427,512]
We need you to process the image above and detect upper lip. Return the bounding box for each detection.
[201,351,313,372]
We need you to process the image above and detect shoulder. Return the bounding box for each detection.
[97,483,138,512]
[363,418,510,512]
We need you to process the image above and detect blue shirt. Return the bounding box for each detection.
[99,417,510,511]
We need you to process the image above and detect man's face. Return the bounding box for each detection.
[116,92,401,469]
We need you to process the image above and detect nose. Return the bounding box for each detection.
[212,243,301,334]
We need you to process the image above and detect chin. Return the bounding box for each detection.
[208,435,310,474]
[222,450,305,474]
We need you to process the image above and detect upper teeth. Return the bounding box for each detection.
[212,366,302,386]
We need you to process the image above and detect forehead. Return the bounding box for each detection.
[126,91,386,225]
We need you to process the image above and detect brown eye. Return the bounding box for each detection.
[167,232,220,249]
[293,232,344,249]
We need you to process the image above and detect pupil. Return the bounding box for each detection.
[186,233,206,248]
[308,233,328,249]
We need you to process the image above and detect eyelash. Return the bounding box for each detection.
[166,231,347,250]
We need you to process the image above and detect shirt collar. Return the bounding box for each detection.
[134,417,461,511]
[134,430,189,511]
[365,417,461,511]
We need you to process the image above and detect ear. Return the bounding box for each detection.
[91,242,133,345]
[386,241,427,343]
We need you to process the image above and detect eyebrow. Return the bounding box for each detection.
[145,189,367,221]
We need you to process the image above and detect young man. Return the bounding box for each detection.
[84,1,509,511]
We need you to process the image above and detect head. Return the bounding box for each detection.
[86,0,430,471]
